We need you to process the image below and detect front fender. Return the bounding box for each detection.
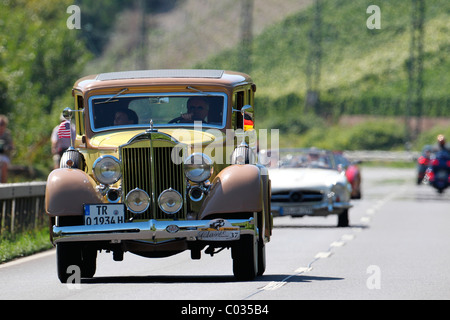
[45,168,104,217]
[199,164,264,219]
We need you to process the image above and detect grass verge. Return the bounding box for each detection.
[0,228,53,264]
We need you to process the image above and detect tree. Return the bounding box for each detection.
[0,0,91,172]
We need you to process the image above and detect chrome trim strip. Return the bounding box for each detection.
[271,201,352,215]
[52,218,255,243]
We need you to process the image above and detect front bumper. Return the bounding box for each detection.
[271,201,352,217]
[52,218,256,244]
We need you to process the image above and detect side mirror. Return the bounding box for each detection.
[241,104,252,115]
[62,107,84,121]
[62,107,74,121]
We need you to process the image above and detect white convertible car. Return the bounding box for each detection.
[261,148,353,227]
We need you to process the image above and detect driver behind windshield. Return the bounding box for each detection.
[180,97,209,123]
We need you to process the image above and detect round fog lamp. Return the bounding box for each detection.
[126,188,150,214]
[158,188,183,214]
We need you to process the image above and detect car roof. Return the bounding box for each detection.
[73,69,253,94]
[96,69,225,81]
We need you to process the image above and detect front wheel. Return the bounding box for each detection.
[257,241,266,276]
[337,209,349,227]
[232,235,258,281]
[56,243,97,283]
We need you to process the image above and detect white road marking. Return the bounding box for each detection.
[330,241,346,247]
[360,216,371,223]
[294,267,313,273]
[315,251,332,259]
[262,281,287,291]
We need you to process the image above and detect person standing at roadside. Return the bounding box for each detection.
[0,115,14,183]
[51,115,74,169]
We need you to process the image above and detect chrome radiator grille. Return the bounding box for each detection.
[121,146,185,220]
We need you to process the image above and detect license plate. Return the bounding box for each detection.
[282,206,313,215]
[197,230,240,241]
[84,204,125,225]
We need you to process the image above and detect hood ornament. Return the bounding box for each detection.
[146,119,158,133]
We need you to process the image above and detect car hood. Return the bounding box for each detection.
[269,167,345,191]
[89,128,221,149]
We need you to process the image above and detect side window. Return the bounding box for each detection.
[232,88,254,131]
[232,90,245,130]
[75,95,85,135]
[245,88,255,130]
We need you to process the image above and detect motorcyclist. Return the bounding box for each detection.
[436,134,450,158]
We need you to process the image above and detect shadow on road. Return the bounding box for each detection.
[274,224,369,229]
[81,273,343,285]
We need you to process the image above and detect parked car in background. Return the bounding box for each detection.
[45,69,272,282]
[261,148,352,227]
[333,151,362,199]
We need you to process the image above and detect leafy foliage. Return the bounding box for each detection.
[0,0,91,173]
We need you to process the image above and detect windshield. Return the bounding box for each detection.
[89,93,226,132]
[262,149,336,170]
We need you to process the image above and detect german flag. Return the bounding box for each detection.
[244,118,254,131]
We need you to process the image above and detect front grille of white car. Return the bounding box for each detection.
[271,190,323,203]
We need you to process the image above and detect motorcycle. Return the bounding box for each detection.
[426,151,450,193]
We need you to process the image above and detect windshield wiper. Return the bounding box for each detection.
[95,88,129,104]
[186,86,212,96]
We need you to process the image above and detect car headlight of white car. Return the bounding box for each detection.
[330,183,347,202]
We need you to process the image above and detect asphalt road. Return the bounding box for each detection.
[1,167,450,302]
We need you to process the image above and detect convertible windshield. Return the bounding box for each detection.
[262,149,336,170]
[89,93,226,131]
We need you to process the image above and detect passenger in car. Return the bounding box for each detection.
[114,109,138,126]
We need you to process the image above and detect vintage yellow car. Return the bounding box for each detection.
[45,69,272,282]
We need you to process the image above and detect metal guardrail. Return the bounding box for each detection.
[343,150,420,162]
[0,182,47,235]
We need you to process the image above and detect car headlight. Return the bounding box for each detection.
[158,188,183,214]
[93,155,121,185]
[184,153,213,183]
[331,184,346,202]
[126,188,150,214]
